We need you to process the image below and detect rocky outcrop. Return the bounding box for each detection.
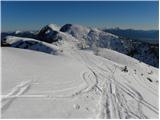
[37,24,62,43]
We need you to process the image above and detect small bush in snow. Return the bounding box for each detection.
[122,66,128,72]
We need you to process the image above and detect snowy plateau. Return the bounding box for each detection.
[1,24,159,118]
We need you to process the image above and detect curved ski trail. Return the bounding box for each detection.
[72,47,158,118]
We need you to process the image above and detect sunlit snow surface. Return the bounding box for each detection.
[1,27,159,118]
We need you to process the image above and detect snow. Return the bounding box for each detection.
[60,24,90,41]
[2,47,99,118]
[48,24,60,31]
[4,36,60,54]
[60,24,158,67]
[1,24,159,118]
[15,30,21,34]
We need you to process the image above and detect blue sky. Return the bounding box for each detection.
[1,1,159,32]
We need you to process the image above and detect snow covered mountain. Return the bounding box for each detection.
[1,23,159,118]
[2,24,158,67]
[59,24,159,67]
[37,24,62,43]
[104,28,159,44]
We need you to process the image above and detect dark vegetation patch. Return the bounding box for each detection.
[147,77,153,82]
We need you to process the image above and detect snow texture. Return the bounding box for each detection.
[1,24,159,118]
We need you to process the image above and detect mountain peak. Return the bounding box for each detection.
[47,24,60,31]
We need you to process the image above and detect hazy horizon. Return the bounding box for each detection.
[1,25,159,33]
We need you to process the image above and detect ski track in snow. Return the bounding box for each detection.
[67,40,158,118]
[2,38,158,118]
[80,56,153,118]
[1,80,33,113]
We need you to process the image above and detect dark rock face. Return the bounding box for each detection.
[60,24,72,32]
[1,41,11,47]
[37,25,62,43]
[132,42,159,68]
[15,32,37,39]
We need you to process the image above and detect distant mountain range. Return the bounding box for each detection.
[103,28,159,44]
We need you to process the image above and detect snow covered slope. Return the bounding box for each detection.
[59,24,158,67]
[3,36,60,55]
[2,33,159,118]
